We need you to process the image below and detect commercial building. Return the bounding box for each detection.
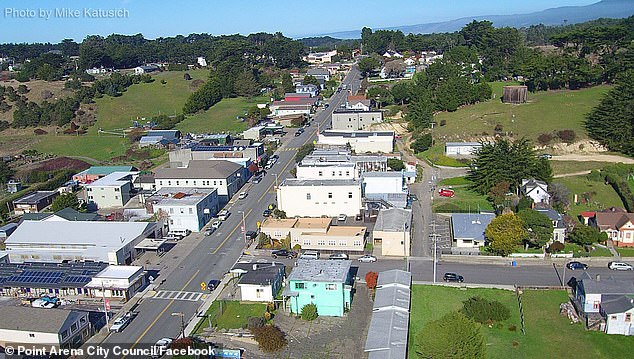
[168,143,264,169]
[318,130,394,153]
[85,265,146,300]
[12,191,58,215]
[373,209,412,256]
[451,213,496,248]
[277,179,362,217]
[282,259,353,317]
[303,50,338,64]
[4,221,159,265]
[331,110,383,131]
[242,126,266,141]
[363,172,408,208]
[85,171,137,208]
[145,187,219,232]
[295,161,357,180]
[301,149,389,177]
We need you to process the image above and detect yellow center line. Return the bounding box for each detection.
[211,207,253,255]
[127,269,200,351]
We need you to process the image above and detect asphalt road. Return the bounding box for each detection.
[104,66,363,347]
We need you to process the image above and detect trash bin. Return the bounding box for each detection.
[511,261,517,267]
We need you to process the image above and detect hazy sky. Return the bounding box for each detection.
[1,0,598,43]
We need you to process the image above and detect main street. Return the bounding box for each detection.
[104,66,363,347]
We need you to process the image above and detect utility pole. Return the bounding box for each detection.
[239,211,247,245]
[274,173,279,188]
[171,312,185,339]
[432,221,437,283]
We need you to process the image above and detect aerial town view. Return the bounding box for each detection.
[1,0,634,358]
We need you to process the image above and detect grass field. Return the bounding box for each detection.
[554,175,624,218]
[433,85,611,143]
[418,146,469,167]
[433,185,494,213]
[32,134,129,161]
[409,285,634,359]
[177,95,269,134]
[194,300,268,333]
[551,161,612,176]
[616,247,634,257]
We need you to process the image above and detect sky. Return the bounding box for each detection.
[0,0,599,43]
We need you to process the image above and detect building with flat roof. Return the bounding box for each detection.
[451,213,496,248]
[4,221,159,265]
[85,171,137,208]
[295,161,357,180]
[318,130,394,153]
[363,171,408,208]
[145,187,219,232]
[373,209,412,256]
[12,191,58,215]
[168,143,264,168]
[72,165,136,184]
[277,179,362,217]
[282,259,353,316]
[331,110,383,131]
[301,149,389,176]
[242,126,266,141]
[85,265,145,300]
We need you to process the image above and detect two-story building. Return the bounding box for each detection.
[85,171,137,209]
[12,191,59,215]
[362,172,408,208]
[277,179,363,217]
[590,211,634,247]
[295,84,320,97]
[318,130,394,154]
[331,110,383,131]
[520,178,550,205]
[536,208,567,243]
[295,161,357,180]
[72,166,136,184]
[145,187,219,232]
[373,208,412,257]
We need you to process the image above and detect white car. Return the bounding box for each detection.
[151,338,173,358]
[337,214,347,221]
[358,255,377,263]
[218,210,230,221]
[211,221,221,230]
[109,312,133,333]
[31,299,56,309]
[608,261,633,271]
[238,192,248,199]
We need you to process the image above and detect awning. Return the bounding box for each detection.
[135,238,168,250]
[281,288,299,297]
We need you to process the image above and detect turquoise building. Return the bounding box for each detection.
[282,259,353,317]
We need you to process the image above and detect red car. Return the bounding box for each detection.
[439,188,455,197]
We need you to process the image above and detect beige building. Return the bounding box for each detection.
[277,179,362,217]
[373,208,412,257]
[261,218,367,253]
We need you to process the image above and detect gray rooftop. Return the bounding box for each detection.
[451,213,496,240]
[306,68,330,76]
[88,171,136,187]
[374,209,412,233]
[365,308,409,359]
[0,306,87,333]
[321,130,394,138]
[601,295,634,314]
[13,191,57,205]
[579,274,634,295]
[377,269,412,288]
[281,178,360,187]
[147,187,217,206]
[297,161,355,168]
[363,171,402,178]
[288,259,351,283]
[445,142,483,147]
[373,286,411,312]
[239,264,285,286]
[155,160,242,180]
[333,109,382,114]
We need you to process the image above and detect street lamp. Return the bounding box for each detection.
[171,312,185,339]
[273,173,279,188]
[238,210,247,245]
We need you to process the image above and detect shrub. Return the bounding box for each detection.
[415,312,486,359]
[547,241,565,253]
[34,128,48,135]
[461,296,511,323]
[300,303,318,321]
[292,243,302,251]
[184,73,192,81]
[557,129,576,143]
[365,272,379,291]
[248,316,266,330]
[537,133,553,145]
[252,325,287,352]
[411,133,432,153]
[263,311,272,321]
[440,119,447,126]
[508,324,517,332]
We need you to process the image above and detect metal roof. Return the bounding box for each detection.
[451,213,496,240]
[87,171,136,187]
[0,307,88,333]
[288,259,351,283]
[373,286,411,312]
[280,178,360,187]
[321,130,394,138]
[155,160,242,180]
[374,209,412,233]
[377,270,412,288]
[13,191,57,205]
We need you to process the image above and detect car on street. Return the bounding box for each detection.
[218,210,230,221]
[443,273,464,283]
[211,221,221,230]
[252,175,263,184]
[151,337,173,358]
[263,209,271,217]
[338,214,347,221]
[204,227,215,236]
[329,253,349,260]
[608,261,633,270]
[271,154,279,160]
[358,255,377,263]
[271,249,296,259]
[207,279,221,291]
[566,261,588,270]
[238,192,248,199]
[109,312,134,333]
[295,129,304,136]
[265,162,274,169]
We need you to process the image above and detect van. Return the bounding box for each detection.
[168,229,191,238]
[300,251,320,260]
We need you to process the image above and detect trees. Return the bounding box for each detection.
[358,57,381,76]
[51,193,81,212]
[0,162,15,184]
[281,73,295,93]
[549,183,571,211]
[302,75,320,88]
[410,134,432,153]
[182,73,222,114]
[414,312,486,359]
[300,303,318,321]
[488,181,511,208]
[391,81,412,105]
[485,213,528,256]
[295,143,314,163]
[366,86,393,107]
[251,324,287,352]
[365,272,379,292]
[568,225,608,246]
[233,70,260,97]
[461,296,511,323]
[517,209,554,248]
[387,158,405,171]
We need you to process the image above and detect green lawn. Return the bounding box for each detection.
[563,243,613,258]
[551,161,612,176]
[617,247,634,257]
[433,85,611,143]
[176,96,269,134]
[433,185,494,213]
[418,146,469,167]
[194,300,267,333]
[438,176,472,186]
[409,285,634,359]
[554,175,624,218]
[33,134,129,161]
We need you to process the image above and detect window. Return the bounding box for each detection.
[159,181,163,186]
[339,240,346,246]
[114,196,119,200]
[180,208,184,214]
[627,313,632,322]
[303,239,311,246]
[311,295,315,299]
[339,171,342,176]
[593,301,600,309]
[306,193,311,200]
[193,181,197,185]
[114,188,120,192]
[332,171,335,176]
[346,171,350,176]
[189,208,193,214]
[169,208,174,214]
[328,240,336,246]
[354,240,362,246]
[295,282,305,289]
[348,192,353,199]
[325,284,337,291]
[176,181,180,185]
[61,330,68,339]
[29,333,35,338]
[168,181,172,186]
[318,171,323,176]
[611,315,618,320]
[71,323,78,332]
[328,192,332,199]
[214,181,217,186]
[317,240,326,246]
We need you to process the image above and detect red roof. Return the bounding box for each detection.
[581,211,596,218]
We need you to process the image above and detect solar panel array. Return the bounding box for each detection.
[0,261,108,288]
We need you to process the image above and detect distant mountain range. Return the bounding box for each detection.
[318,0,634,39]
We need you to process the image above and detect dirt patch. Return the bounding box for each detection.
[536,139,608,154]
[371,121,408,135]
[551,153,634,164]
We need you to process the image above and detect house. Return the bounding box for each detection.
[304,50,338,64]
[134,65,160,75]
[573,273,634,314]
[331,110,383,131]
[72,165,136,184]
[403,162,417,184]
[84,265,146,301]
[282,259,353,316]
[22,207,101,222]
[269,98,317,117]
[600,295,634,335]
[363,172,408,208]
[155,160,244,204]
[134,173,156,192]
[277,179,362,217]
[306,67,331,82]
[383,51,404,58]
[365,270,411,359]
[346,95,372,111]
[0,307,90,350]
[85,171,138,208]
[145,187,219,232]
[296,161,357,180]
[295,84,319,97]
[235,263,286,302]
[197,56,207,67]
[285,92,312,101]
[521,179,550,205]
[4,221,159,265]
[373,209,412,257]
[590,211,634,247]
[536,208,567,243]
[451,213,496,248]
[445,142,483,156]
[242,126,266,141]
[12,191,59,215]
[318,130,395,153]
[7,179,22,193]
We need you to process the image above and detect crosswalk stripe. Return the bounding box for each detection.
[153,290,203,302]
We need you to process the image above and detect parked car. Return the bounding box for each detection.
[540,153,553,159]
[337,214,347,221]
[272,249,296,259]
[252,176,263,184]
[218,210,230,221]
[238,192,248,199]
[566,261,588,270]
[263,209,271,217]
[207,279,221,292]
[265,162,274,169]
[204,227,215,236]
[31,298,56,309]
[608,261,633,271]
[110,312,134,333]
[300,251,320,260]
[295,129,304,137]
[211,221,221,230]
[271,154,279,160]
[151,338,173,358]
[329,253,349,260]
[358,255,377,263]
[443,273,464,283]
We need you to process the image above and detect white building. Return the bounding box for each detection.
[0,307,90,350]
[363,172,408,208]
[331,110,383,131]
[4,221,159,265]
[236,263,286,302]
[85,265,146,300]
[85,171,138,209]
[134,65,159,75]
[197,56,207,67]
[295,84,319,97]
[242,126,266,141]
[445,142,483,156]
[601,295,634,335]
[318,130,394,154]
[146,187,219,232]
[521,179,550,205]
[295,162,357,180]
[373,209,412,257]
[304,50,338,64]
[277,179,362,217]
[154,160,243,204]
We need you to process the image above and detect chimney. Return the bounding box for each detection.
[596,274,600,281]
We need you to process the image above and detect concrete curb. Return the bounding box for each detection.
[439,254,619,266]
[412,281,516,291]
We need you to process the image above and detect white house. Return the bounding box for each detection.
[331,110,383,131]
[521,179,550,205]
[536,208,567,243]
[0,307,90,350]
[134,65,159,75]
[318,130,394,154]
[451,213,496,248]
[154,160,243,204]
[574,273,634,314]
[295,84,319,97]
[146,187,219,232]
[295,162,357,180]
[236,263,286,302]
[445,142,483,156]
[85,265,146,300]
[306,67,331,82]
[85,171,138,209]
[601,295,634,335]
[304,50,337,64]
[277,179,362,217]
